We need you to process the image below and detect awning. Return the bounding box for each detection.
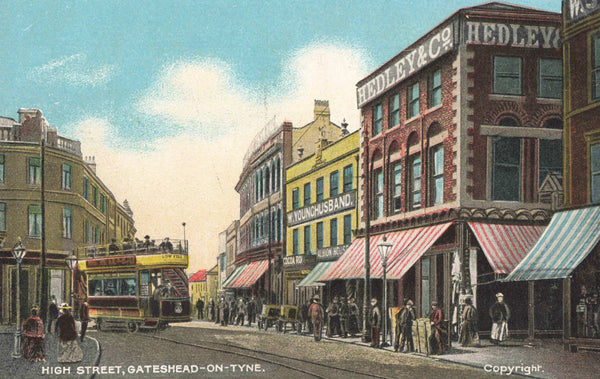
[228,259,269,289]
[222,264,247,288]
[468,222,546,274]
[297,261,334,287]
[506,206,600,281]
[322,223,452,280]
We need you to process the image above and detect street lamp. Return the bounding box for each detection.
[182,222,187,254]
[66,254,78,312]
[11,240,26,359]
[377,236,393,348]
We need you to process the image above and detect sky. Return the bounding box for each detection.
[0,0,560,273]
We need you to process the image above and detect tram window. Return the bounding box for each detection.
[104,279,118,296]
[89,279,103,296]
[119,278,137,296]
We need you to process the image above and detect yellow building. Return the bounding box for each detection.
[206,264,219,305]
[284,130,360,306]
[0,109,135,324]
[189,269,208,319]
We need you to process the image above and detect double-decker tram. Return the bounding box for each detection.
[78,239,192,332]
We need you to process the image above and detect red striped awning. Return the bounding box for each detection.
[228,259,269,289]
[323,223,452,280]
[468,222,546,274]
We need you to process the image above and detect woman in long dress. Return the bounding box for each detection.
[22,306,45,361]
[55,303,83,363]
[459,297,478,347]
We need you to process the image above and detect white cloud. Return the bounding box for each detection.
[73,41,370,272]
[28,54,116,87]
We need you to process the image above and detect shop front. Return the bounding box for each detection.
[283,254,316,306]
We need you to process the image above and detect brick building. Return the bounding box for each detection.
[325,2,563,339]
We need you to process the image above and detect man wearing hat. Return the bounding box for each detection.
[308,295,324,341]
[370,298,381,348]
[55,303,82,363]
[489,293,510,345]
[394,299,415,352]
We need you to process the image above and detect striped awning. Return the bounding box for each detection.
[468,222,546,274]
[228,259,269,288]
[506,206,600,281]
[297,261,334,287]
[323,223,452,280]
[222,264,247,288]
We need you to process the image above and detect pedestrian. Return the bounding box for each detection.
[196,298,205,320]
[370,298,381,348]
[229,297,237,325]
[308,295,324,341]
[247,296,257,327]
[55,303,83,363]
[339,296,349,338]
[236,298,246,325]
[394,299,415,353]
[298,300,309,334]
[429,301,446,354]
[219,297,229,326]
[459,297,478,347]
[326,296,341,337]
[79,300,90,342]
[47,295,59,334]
[22,306,45,362]
[348,298,360,336]
[489,293,510,345]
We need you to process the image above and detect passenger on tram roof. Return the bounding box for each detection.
[160,237,173,253]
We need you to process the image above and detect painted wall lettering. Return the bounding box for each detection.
[566,0,600,23]
[465,22,561,49]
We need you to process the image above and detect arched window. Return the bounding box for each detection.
[265,165,270,196]
[371,149,384,219]
[407,133,421,210]
[388,141,402,214]
[276,158,281,191]
[271,160,276,192]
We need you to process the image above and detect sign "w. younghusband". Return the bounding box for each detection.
[287,190,356,227]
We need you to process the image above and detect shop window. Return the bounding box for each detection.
[407,82,420,119]
[28,204,42,237]
[304,182,311,206]
[429,69,442,108]
[316,222,324,249]
[29,157,41,185]
[593,32,600,100]
[293,228,299,255]
[592,142,600,204]
[292,188,300,210]
[391,162,402,213]
[539,59,562,99]
[494,56,522,95]
[373,168,384,219]
[534,280,563,331]
[343,164,353,192]
[316,177,324,202]
[63,208,73,239]
[430,145,444,206]
[0,202,5,232]
[373,103,382,136]
[62,163,72,190]
[408,155,421,210]
[330,218,338,246]
[343,214,352,245]
[330,170,339,197]
[389,94,400,127]
[492,136,522,201]
[304,225,311,254]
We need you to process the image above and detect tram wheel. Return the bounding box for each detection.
[126,321,139,333]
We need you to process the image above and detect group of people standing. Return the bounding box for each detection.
[21,295,90,363]
[198,296,262,327]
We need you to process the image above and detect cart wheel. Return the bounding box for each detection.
[158,322,168,331]
[126,321,139,333]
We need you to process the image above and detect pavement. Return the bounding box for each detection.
[183,319,600,379]
[0,325,101,379]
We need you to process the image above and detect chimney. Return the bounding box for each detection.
[85,156,97,173]
[314,100,330,124]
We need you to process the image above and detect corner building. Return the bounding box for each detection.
[325,3,563,339]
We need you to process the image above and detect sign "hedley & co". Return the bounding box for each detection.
[465,22,560,48]
[287,190,356,227]
[357,24,454,108]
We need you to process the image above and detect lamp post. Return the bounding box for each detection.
[377,236,393,348]
[182,222,187,253]
[66,254,78,312]
[11,240,26,359]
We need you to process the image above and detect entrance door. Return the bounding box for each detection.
[11,267,29,324]
[421,257,431,317]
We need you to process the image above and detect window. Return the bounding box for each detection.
[304,225,311,254]
[373,104,383,136]
[293,229,300,255]
[271,162,276,192]
[492,137,521,201]
[83,177,90,201]
[494,56,522,95]
[316,177,324,202]
[343,164,353,192]
[63,208,73,239]
[259,169,264,199]
[591,142,600,204]
[265,166,270,195]
[316,222,324,249]
[276,158,281,191]
[407,82,420,119]
[409,155,422,210]
[100,194,107,214]
[330,218,338,246]
[277,209,282,241]
[389,94,400,127]
[255,172,259,201]
[304,183,311,206]
[62,163,72,190]
[539,59,562,99]
[373,169,384,218]
[539,139,562,186]
[0,203,5,232]
[0,155,4,183]
[392,162,402,213]
[29,157,41,185]
[28,204,42,237]
[92,186,98,207]
[292,188,300,210]
[430,145,444,206]
[429,69,442,108]
[343,214,352,245]
[330,171,339,197]
[593,34,600,100]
